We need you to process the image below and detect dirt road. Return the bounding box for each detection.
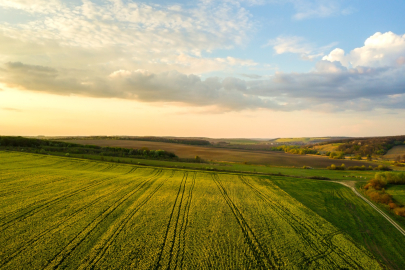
[333,181,405,237]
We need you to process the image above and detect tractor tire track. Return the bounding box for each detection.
[0,181,134,268]
[176,172,196,270]
[0,174,115,230]
[166,172,190,269]
[123,166,138,175]
[212,174,275,270]
[240,176,341,267]
[240,176,361,269]
[81,170,176,270]
[42,169,163,270]
[154,172,187,270]
[0,175,72,198]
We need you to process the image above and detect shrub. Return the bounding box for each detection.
[308,176,330,180]
[374,165,392,171]
[394,207,405,217]
[347,165,371,171]
[327,164,345,170]
[366,190,392,204]
[364,179,386,190]
[388,202,398,209]
[375,172,405,184]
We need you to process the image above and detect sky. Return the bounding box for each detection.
[1,0,405,138]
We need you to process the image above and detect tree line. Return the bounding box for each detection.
[0,136,178,160]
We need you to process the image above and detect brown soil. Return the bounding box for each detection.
[64,139,377,168]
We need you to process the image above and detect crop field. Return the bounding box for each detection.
[313,143,341,153]
[386,186,405,205]
[1,151,404,269]
[63,139,373,168]
[384,146,405,160]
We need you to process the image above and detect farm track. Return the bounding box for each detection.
[335,181,405,237]
[238,176,364,269]
[81,170,176,270]
[43,169,164,270]
[212,174,275,269]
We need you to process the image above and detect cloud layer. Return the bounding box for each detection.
[2,32,405,113]
[0,1,404,113]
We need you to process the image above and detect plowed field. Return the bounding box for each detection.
[63,139,374,168]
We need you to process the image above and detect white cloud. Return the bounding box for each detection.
[0,0,63,13]
[3,59,405,113]
[323,32,405,68]
[291,0,352,20]
[267,36,336,60]
[0,0,253,74]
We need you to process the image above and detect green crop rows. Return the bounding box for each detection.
[0,151,400,269]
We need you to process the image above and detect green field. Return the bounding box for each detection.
[1,151,405,269]
[270,137,343,144]
[386,185,405,205]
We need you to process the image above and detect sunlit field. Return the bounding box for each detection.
[2,152,405,269]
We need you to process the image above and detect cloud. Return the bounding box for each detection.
[0,0,252,51]
[290,0,353,20]
[0,0,63,13]
[2,107,22,112]
[2,58,405,113]
[0,0,258,76]
[323,32,405,68]
[240,73,262,79]
[266,36,336,60]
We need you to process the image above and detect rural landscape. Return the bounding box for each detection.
[1,0,405,269]
[1,135,405,269]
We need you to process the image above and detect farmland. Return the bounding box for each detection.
[386,185,405,205]
[269,137,346,144]
[384,145,405,160]
[1,151,405,269]
[62,139,375,168]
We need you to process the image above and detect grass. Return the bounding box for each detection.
[386,185,405,205]
[272,178,405,269]
[1,151,399,269]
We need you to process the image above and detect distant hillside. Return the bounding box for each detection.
[316,135,405,156]
[57,136,212,146]
[269,137,349,145]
